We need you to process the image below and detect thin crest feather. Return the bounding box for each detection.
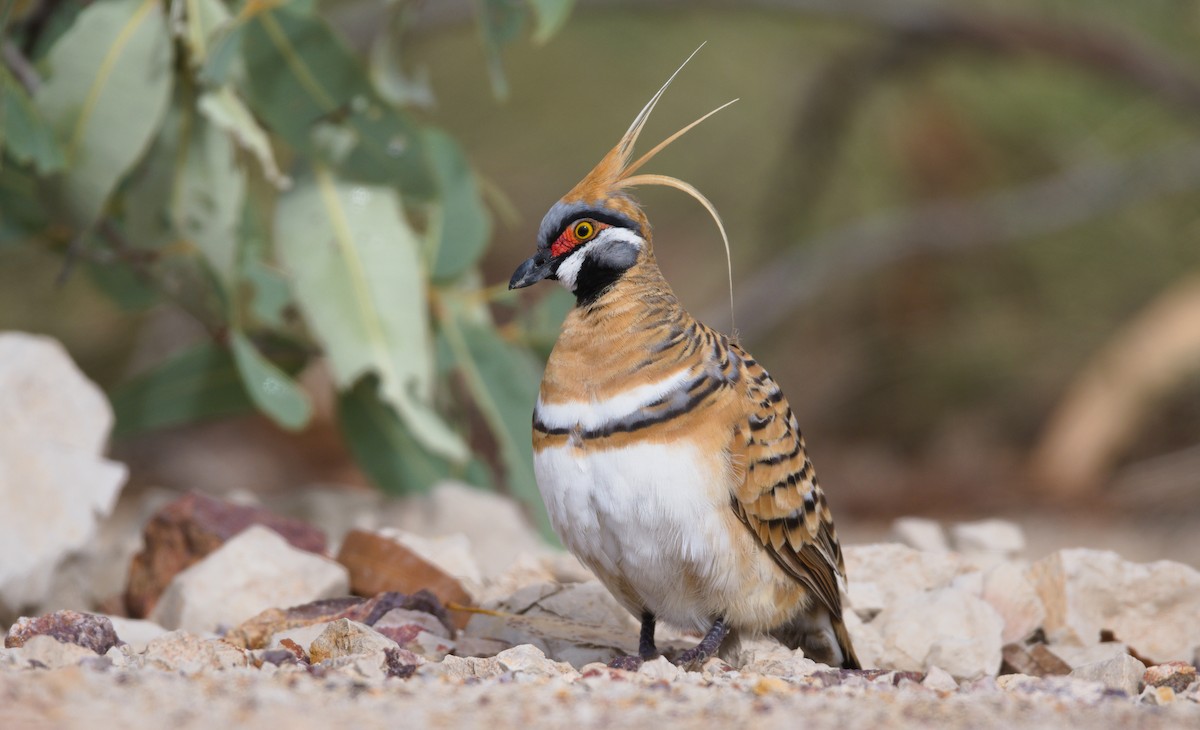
[563,44,740,332]
[616,173,736,332]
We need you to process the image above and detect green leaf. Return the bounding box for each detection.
[85,257,159,311]
[441,314,554,540]
[527,0,574,44]
[110,341,253,437]
[338,375,452,495]
[424,127,491,282]
[240,5,434,197]
[274,166,468,462]
[119,99,182,251]
[198,88,288,188]
[244,258,293,328]
[1,68,65,173]
[35,0,174,230]
[474,0,527,100]
[172,103,247,286]
[197,21,245,87]
[230,330,313,430]
[180,0,231,69]
[0,164,49,247]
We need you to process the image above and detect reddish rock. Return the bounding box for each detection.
[124,492,328,618]
[336,529,472,628]
[1143,661,1197,693]
[226,591,453,650]
[5,610,120,655]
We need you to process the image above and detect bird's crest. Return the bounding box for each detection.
[560,44,738,325]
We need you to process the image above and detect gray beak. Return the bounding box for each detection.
[509,251,553,290]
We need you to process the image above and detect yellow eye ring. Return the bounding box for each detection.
[573,220,596,240]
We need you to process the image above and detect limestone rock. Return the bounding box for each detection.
[335,529,472,628]
[951,519,1025,558]
[875,587,1004,680]
[105,616,169,652]
[150,525,348,633]
[0,332,127,612]
[1030,549,1200,662]
[1051,641,1130,669]
[10,634,97,669]
[5,610,119,654]
[494,644,579,680]
[1069,653,1146,696]
[1000,642,1071,677]
[982,562,1045,644]
[143,631,247,675]
[844,544,967,614]
[125,491,328,618]
[375,529,483,595]
[922,665,959,692]
[890,518,949,553]
[228,591,451,650]
[308,619,398,663]
[382,481,549,579]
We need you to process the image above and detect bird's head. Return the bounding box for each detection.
[509,46,735,304]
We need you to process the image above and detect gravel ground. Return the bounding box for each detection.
[4,662,1199,730]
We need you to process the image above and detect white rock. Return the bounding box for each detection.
[844,543,968,609]
[950,519,1025,557]
[981,562,1045,645]
[891,518,949,552]
[922,665,959,692]
[1050,641,1129,669]
[383,481,549,579]
[308,619,397,663]
[143,631,247,675]
[372,609,456,660]
[1030,549,1200,662]
[842,609,884,670]
[150,525,349,633]
[876,587,1004,680]
[269,622,331,654]
[10,634,95,669]
[0,332,127,612]
[105,616,169,652]
[1069,653,1146,696]
[638,656,685,681]
[495,644,579,679]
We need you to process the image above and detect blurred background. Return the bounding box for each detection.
[3,0,1200,563]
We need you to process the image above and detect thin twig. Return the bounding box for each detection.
[702,143,1200,338]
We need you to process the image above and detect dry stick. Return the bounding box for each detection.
[701,143,1200,339]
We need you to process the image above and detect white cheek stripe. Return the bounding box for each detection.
[536,367,692,431]
[554,228,645,293]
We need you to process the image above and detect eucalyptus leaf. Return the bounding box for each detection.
[244,258,293,328]
[172,107,246,286]
[441,316,554,539]
[198,88,288,188]
[197,20,245,86]
[274,167,468,462]
[180,0,231,68]
[474,0,527,100]
[240,5,434,197]
[110,340,253,437]
[35,0,173,230]
[338,375,452,495]
[230,329,313,430]
[85,258,159,311]
[519,287,573,358]
[425,127,491,282]
[1,68,65,173]
[527,0,574,44]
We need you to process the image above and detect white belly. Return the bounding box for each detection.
[533,440,735,631]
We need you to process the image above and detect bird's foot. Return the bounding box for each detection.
[608,655,645,671]
[672,616,730,671]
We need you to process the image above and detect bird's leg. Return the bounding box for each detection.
[608,611,656,670]
[673,616,729,670]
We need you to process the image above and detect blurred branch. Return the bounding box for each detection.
[704,143,1200,337]
[1030,274,1200,500]
[1110,443,1200,511]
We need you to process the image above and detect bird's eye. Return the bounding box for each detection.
[572,220,596,240]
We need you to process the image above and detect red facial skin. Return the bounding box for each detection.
[550,221,609,258]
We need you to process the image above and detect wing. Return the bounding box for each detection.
[727,345,847,618]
